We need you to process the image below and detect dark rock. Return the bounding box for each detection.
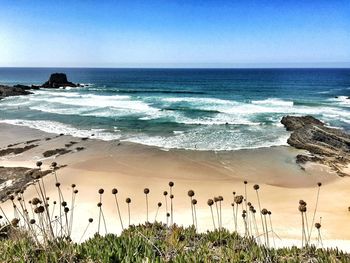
[41,73,77,88]
[281,116,324,131]
[0,144,38,157]
[281,115,350,176]
[42,148,71,157]
[0,85,32,99]
[13,84,31,90]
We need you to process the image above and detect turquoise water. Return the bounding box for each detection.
[0,68,349,151]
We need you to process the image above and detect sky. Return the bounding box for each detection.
[0,0,349,68]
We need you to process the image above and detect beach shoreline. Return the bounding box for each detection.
[1,122,350,250]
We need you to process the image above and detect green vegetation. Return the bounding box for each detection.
[0,223,349,262]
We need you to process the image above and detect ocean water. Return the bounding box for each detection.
[0,68,349,151]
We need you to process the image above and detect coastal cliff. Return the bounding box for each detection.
[281,115,350,176]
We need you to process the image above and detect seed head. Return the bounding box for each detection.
[166,212,170,217]
[169,181,174,187]
[232,191,236,195]
[74,189,78,194]
[244,181,248,184]
[32,197,41,205]
[71,184,76,188]
[253,184,260,190]
[55,182,61,187]
[61,201,67,207]
[214,197,219,202]
[98,188,104,194]
[11,218,20,227]
[144,188,150,194]
[97,202,102,207]
[170,194,174,199]
[163,191,168,196]
[207,199,214,206]
[234,195,244,205]
[157,202,162,207]
[261,208,268,215]
[187,190,195,197]
[231,202,234,207]
[112,188,118,195]
[126,198,131,204]
[315,223,321,229]
[299,200,306,206]
[64,207,69,213]
[317,182,322,187]
[88,218,93,223]
[192,199,197,205]
[218,196,223,201]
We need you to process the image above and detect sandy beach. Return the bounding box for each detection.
[1,123,350,250]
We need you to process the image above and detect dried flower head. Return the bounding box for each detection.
[218,196,223,201]
[163,191,168,196]
[11,218,20,227]
[299,200,306,206]
[98,189,104,194]
[126,198,131,204]
[253,184,260,190]
[97,202,102,207]
[214,197,219,202]
[170,194,174,199]
[34,206,45,214]
[112,188,118,195]
[144,188,150,194]
[317,182,322,187]
[32,197,41,205]
[192,199,197,205]
[64,207,69,213]
[207,199,214,206]
[61,201,67,207]
[231,202,235,207]
[244,181,248,184]
[232,191,236,195]
[55,182,61,187]
[74,189,78,194]
[187,190,195,197]
[89,218,93,223]
[169,181,174,187]
[71,184,76,188]
[234,195,244,205]
[315,222,321,229]
[157,202,162,207]
[261,208,268,215]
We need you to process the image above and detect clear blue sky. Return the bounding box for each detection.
[0,0,349,67]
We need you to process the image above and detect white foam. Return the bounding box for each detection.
[251,98,294,107]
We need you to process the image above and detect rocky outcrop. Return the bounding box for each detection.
[281,115,350,176]
[41,73,77,88]
[0,85,33,99]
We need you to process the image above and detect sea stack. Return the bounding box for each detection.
[41,73,77,88]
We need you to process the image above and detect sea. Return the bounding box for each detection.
[0,68,349,151]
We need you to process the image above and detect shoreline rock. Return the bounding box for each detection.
[0,73,77,100]
[281,115,350,176]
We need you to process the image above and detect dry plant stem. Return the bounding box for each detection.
[164,195,168,223]
[190,197,195,227]
[169,186,173,225]
[145,194,149,222]
[127,203,131,226]
[308,186,321,243]
[79,222,91,243]
[114,195,124,230]
[215,202,220,229]
[235,205,239,232]
[268,214,276,247]
[210,206,216,230]
[193,204,198,229]
[255,190,266,245]
[98,195,102,234]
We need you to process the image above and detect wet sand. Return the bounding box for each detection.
[0,123,349,250]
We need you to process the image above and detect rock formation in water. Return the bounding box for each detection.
[41,73,77,88]
[0,85,33,99]
[281,115,350,176]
